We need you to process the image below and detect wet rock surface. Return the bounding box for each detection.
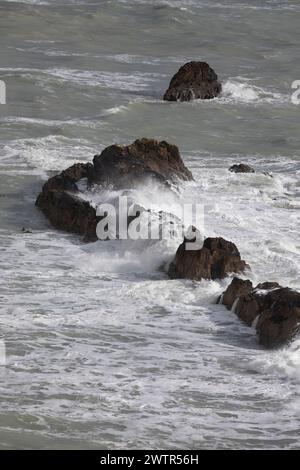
[90,138,193,188]
[163,61,222,102]
[221,277,300,348]
[36,139,193,240]
[229,163,255,173]
[36,163,99,241]
[168,236,248,281]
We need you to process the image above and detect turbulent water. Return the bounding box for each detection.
[0,0,300,450]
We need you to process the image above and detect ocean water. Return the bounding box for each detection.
[0,0,300,450]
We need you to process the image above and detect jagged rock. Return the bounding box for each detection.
[229,164,255,174]
[36,163,99,241]
[163,61,222,102]
[221,277,253,310]
[61,162,93,182]
[168,237,248,281]
[89,138,193,188]
[36,139,193,240]
[21,227,32,234]
[220,278,300,348]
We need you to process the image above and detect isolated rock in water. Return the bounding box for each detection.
[220,278,300,348]
[36,163,99,242]
[229,164,255,174]
[89,138,193,188]
[168,236,248,281]
[163,61,222,102]
[36,139,193,240]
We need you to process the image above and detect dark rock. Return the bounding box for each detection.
[61,162,93,183]
[40,163,92,194]
[257,308,300,348]
[90,138,193,188]
[163,61,222,102]
[229,164,255,174]
[168,236,248,281]
[36,162,100,241]
[221,277,253,310]
[37,190,99,242]
[220,278,300,348]
[256,288,300,348]
[36,139,193,240]
[235,293,264,325]
[255,281,281,291]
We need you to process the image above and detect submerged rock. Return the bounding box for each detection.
[220,277,300,348]
[36,139,193,240]
[163,61,222,102]
[229,163,255,174]
[21,227,32,234]
[168,236,248,281]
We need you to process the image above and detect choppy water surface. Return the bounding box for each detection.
[0,0,299,449]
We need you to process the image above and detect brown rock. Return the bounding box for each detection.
[90,138,193,188]
[229,164,255,174]
[168,237,248,281]
[235,282,283,326]
[36,139,193,240]
[256,288,300,348]
[163,61,222,102]
[255,282,281,291]
[220,279,300,348]
[235,294,262,325]
[221,277,253,310]
[61,162,93,182]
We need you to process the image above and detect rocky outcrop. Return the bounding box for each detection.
[168,236,248,281]
[220,278,300,348]
[36,163,99,241]
[36,139,193,240]
[90,138,193,188]
[163,62,222,102]
[229,164,255,174]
